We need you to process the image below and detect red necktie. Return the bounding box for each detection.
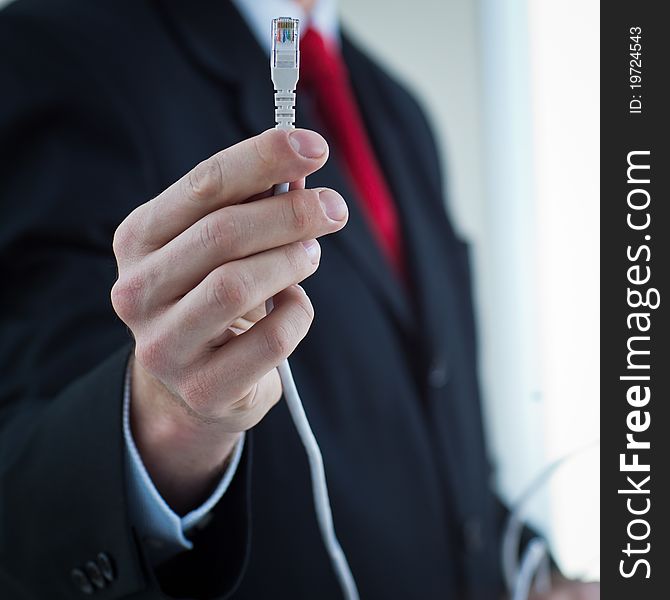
[299,27,406,279]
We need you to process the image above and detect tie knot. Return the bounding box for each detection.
[299,27,345,87]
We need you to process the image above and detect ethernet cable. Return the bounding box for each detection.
[502,440,599,599]
[268,17,360,600]
[512,538,550,600]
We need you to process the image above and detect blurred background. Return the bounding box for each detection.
[339,0,600,580]
[0,0,600,581]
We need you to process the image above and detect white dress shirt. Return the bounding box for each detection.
[123,370,245,564]
[123,0,339,566]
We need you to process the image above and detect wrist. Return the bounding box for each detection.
[129,357,242,513]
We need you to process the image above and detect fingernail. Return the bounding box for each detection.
[302,239,321,264]
[289,130,327,158]
[319,189,348,222]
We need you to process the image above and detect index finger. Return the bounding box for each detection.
[124,128,328,253]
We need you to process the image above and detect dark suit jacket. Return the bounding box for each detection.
[0,0,511,598]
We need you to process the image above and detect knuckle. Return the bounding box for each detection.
[285,242,309,274]
[294,290,315,325]
[282,298,313,345]
[110,272,144,321]
[111,226,126,258]
[253,132,279,172]
[286,192,314,231]
[210,266,251,312]
[199,212,238,255]
[112,217,140,259]
[262,323,294,360]
[135,335,168,374]
[185,157,223,202]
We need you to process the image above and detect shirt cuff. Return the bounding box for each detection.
[122,363,245,565]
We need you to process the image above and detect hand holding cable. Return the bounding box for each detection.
[111,126,347,514]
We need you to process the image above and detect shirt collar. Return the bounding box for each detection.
[231,0,339,54]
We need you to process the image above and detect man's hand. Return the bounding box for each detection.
[111,128,347,512]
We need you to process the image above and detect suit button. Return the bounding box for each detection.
[70,568,94,595]
[428,355,449,389]
[96,552,115,582]
[463,517,485,554]
[85,561,106,589]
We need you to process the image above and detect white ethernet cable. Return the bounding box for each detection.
[267,17,360,600]
[511,538,550,600]
[502,440,599,599]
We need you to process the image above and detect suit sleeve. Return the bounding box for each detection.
[0,13,249,599]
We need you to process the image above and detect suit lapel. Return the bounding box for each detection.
[343,36,478,522]
[342,35,447,357]
[156,0,272,135]
[296,96,413,330]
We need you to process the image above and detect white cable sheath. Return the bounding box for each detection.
[269,287,359,600]
[267,18,360,600]
[511,538,550,600]
[501,440,599,596]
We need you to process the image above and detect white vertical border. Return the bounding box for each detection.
[527,0,600,579]
[478,0,547,514]
[479,0,600,578]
